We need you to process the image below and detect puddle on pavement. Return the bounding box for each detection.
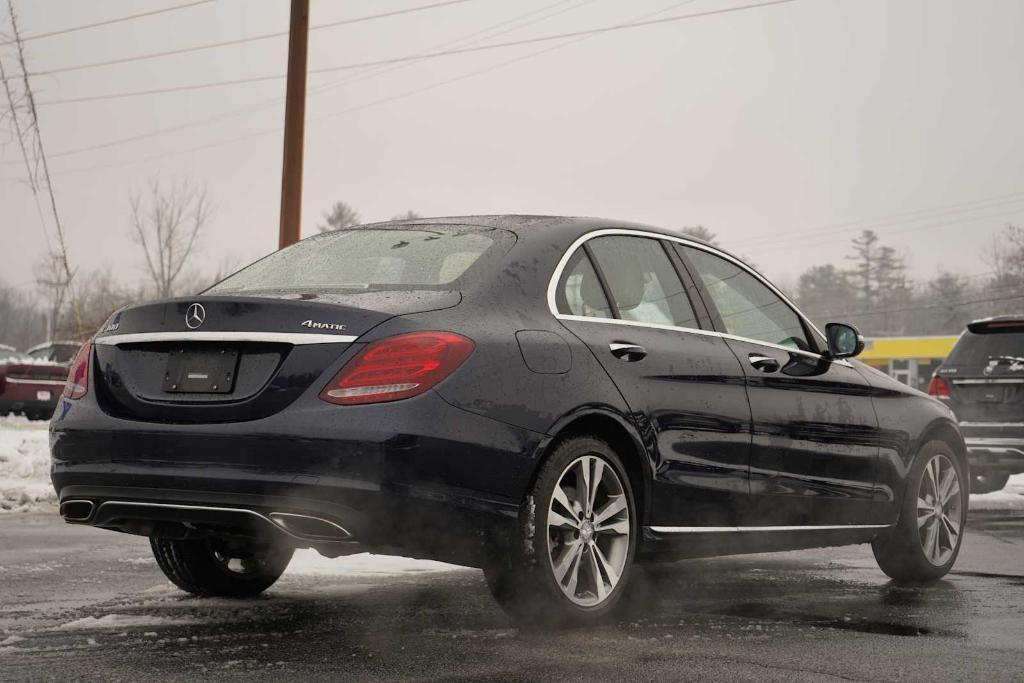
[717,602,935,637]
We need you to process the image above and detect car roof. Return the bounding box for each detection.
[337,214,717,247]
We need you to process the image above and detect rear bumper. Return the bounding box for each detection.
[960,422,1024,473]
[50,390,547,567]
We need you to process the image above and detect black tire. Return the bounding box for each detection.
[970,471,1010,494]
[150,536,293,597]
[872,440,967,583]
[482,435,638,627]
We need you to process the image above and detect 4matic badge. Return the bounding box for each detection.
[301,319,347,331]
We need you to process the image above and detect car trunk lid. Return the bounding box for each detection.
[92,291,459,423]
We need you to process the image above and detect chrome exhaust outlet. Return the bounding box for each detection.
[60,499,95,522]
[268,512,352,541]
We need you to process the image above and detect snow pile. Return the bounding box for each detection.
[0,416,55,513]
[970,473,1024,511]
[287,549,461,576]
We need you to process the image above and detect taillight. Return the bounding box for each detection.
[63,342,91,400]
[927,375,951,399]
[319,331,474,405]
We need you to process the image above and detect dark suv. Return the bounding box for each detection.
[930,316,1024,493]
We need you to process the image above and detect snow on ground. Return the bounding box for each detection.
[287,549,460,576]
[969,473,1024,511]
[0,416,54,513]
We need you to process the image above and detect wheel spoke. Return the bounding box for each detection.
[942,479,961,508]
[937,467,956,504]
[553,540,583,584]
[593,543,620,588]
[928,459,941,499]
[587,548,607,602]
[588,459,604,517]
[551,484,576,520]
[549,509,579,530]
[593,495,627,526]
[564,548,583,597]
[594,519,630,536]
[941,512,960,540]
[925,518,940,562]
[577,457,593,517]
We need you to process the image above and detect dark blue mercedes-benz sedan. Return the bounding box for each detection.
[51,216,967,624]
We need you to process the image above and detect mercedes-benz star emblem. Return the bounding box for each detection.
[185,302,206,330]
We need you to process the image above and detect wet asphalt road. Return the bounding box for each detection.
[1,511,1022,682]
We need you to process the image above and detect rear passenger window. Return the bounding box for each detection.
[587,236,699,329]
[557,249,614,319]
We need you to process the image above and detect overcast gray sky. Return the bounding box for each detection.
[2,0,1023,295]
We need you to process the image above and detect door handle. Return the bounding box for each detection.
[748,354,781,373]
[609,342,647,362]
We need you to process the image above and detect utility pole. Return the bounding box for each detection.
[278,0,309,249]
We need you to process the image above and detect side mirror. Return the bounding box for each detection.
[825,322,864,359]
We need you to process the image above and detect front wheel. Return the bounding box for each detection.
[151,536,293,597]
[872,441,967,582]
[483,435,637,626]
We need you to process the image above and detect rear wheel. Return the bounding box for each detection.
[969,471,1010,494]
[872,441,966,582]
[482,436,637,626]
[150,536,293,597]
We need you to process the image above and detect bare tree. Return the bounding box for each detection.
[129,178,212,298]
[681,226,718,245]
[391,210,422,221]
[318,201,360,232]
[34,254,72,339]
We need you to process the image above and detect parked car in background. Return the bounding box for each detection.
[0,347,68,420]
[51,217,968,624]
[930,315,1024,493]
[26,340,82,366]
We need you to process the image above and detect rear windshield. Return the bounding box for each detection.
[946,330,1024,366]
[207,226,513,295]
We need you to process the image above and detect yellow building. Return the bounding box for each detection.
[858,335,960,390]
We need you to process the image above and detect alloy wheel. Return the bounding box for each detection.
[546,454,630,607]
[916,454,963,566]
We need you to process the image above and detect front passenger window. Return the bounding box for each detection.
[682,246,811,350]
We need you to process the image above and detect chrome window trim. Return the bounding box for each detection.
[94,331,358,346]
[647,524,891,534]
[952,378,1024,385]
[959,421,1024,428]
[546,228,837,363]
[964,437,1024,447]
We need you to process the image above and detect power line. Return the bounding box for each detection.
[820,291,1024,322]
[726,190,1024,251]
[2,0,597,163]
[0,0,215,47]
[33,0,800,106]
[749,205,1024,256]
[18,0,705,174]
[3,0,81,335]
[27,0,481,77]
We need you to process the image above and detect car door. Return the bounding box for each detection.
[553,233,751,528]
[676,244,882,527]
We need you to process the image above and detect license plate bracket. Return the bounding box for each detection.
[162,349,239,394]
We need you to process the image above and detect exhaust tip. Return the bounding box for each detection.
[60,499,95,523]
[268,512,352,540]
